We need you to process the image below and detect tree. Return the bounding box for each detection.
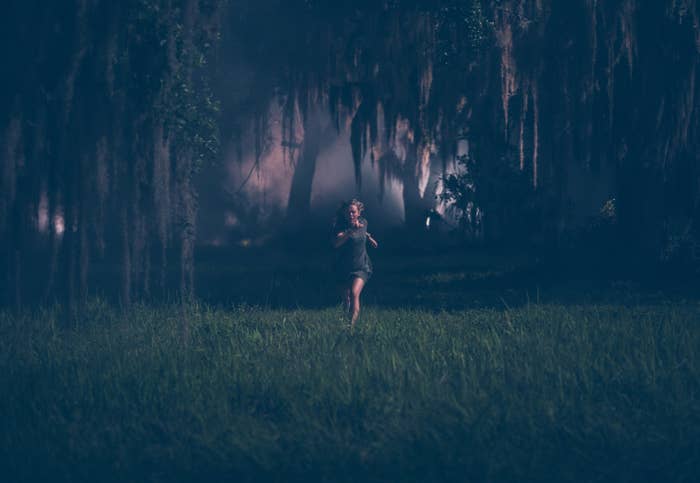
[0,0,224,312]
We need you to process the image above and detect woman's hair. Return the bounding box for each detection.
[332,198,364,231]
[347,198,364,213]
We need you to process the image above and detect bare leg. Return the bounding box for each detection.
[350,277,365,327]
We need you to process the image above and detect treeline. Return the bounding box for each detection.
[220,0,700,265]
[2,0,699,310]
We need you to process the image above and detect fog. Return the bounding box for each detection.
[198,104,412,246]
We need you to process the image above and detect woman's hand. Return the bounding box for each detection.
[366,232,379,249]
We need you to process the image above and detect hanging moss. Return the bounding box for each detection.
[2,0,699,308]
[0,0,224,310]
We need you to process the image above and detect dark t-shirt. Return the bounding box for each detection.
[333,218,373,282]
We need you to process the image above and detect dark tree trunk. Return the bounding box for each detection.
[176,150,196,301]
[287,110,322,226]
[120,204,131,307]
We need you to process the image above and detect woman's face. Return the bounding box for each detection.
[347,204,360,223]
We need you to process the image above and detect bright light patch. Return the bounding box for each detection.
[53,214,65,236]
[37,191,49,232]
[417,143,433,198]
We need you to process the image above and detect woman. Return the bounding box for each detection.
[332,199,379,326]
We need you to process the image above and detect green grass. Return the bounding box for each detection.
[1,301,699,482]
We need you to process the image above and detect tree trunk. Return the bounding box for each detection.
[176,150,196,301]
[402,149,431,231]
[286,109,322,226]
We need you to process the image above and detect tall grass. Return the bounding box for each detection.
[1,301,699,482]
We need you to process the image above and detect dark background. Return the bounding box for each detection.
[1,0,699,311]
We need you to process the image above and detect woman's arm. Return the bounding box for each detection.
[333,230,351,248]
[366,232,379,249]
[334,218,364,248]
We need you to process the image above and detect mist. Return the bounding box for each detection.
[198,103,421,246]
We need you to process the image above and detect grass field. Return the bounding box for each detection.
[2,299,699,482]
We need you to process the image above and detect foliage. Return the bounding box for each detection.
[440,154,480,230]
[0,0,226,308]
[435,0,486,67]
[440,152,549,244]
[122,0,222,168]
[554,198,623,275]
[163,28,221,170]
